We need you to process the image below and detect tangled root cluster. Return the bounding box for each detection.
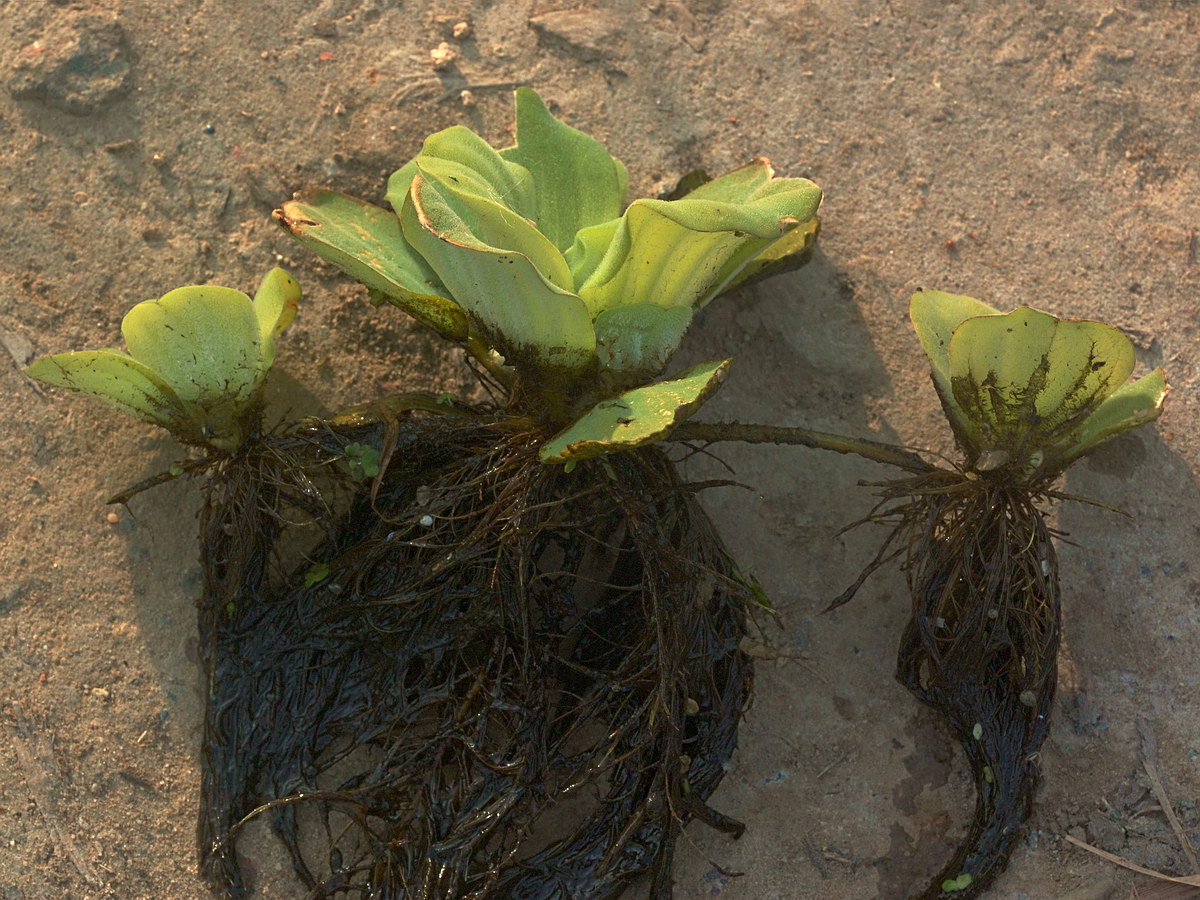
[194,412,753,899]
[844,471,1061,900]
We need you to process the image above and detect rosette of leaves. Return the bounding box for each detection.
[276,87,821,451]
[167,90,822,900]
[838,290,1167,899]
[26,268,300,454]
[911,290,1167,483]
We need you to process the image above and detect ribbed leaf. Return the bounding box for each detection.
[122,286,262,407]
[539,359,730,462]
[413,157,573,291]
[402,173,594,374]
[564,217,620,288]
[679,157,774,202]
[1064,367,1168,462]
[592,303,692,381]
[660,160,820,300]
[275,190,467,342]
[26,350,187,433]
[910,290,1001,445]
[577,176,822,316]
[947,306,1138,469]
[498,87,628,252]
[252,267,301,370]
[717,216,819,295]
[396,125,534,218]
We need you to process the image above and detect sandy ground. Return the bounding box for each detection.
[1,1,1198,898]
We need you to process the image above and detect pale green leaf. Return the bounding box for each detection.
[26,349,186,432]
[398,125,534,218]
[539,359,731,462]
[274,190,467,342]
[911,290,1001,392]
[592,303,692,380]
[564,217,620,288]
[717,216,819,294]
[384,157,420,216]
[304,562,330,587]
[26,274,296,453]
[666,160,821,300]
[251,267,300,370]
[910,290,1001,444]
[413,157,574,291]
[1064,367,1168,462]
[498,87,628,252]
[122,285,262,408]
[403,173,595,374]
[948,306,1138,466]
[941,874,974,893]
[677,157,774,202]
[577,178,822,316]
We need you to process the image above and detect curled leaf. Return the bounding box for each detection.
[403,173,595,376]
[498,87,628,252]
[577,170,822,316]
[274,190,466,342]
[540,359,731,463]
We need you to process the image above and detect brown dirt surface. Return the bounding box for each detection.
[1,2,1197,898]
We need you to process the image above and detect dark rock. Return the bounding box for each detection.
[8,16,132,116]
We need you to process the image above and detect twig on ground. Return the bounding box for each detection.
[1138,720,1199,872]
[1064,834,1200,888]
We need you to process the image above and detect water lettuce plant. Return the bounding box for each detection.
[836,290,1167,899]
[232,88,822,900]
[276,87,820,436]
[911,290,1167,481]
[26,268,299,453]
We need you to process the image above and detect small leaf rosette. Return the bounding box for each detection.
[26,268,300,454]
[276,89,822,456]
[911,290,1168,482]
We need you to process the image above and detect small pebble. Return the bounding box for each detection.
[203,123,215,135]
[430,41,458,70]
[106,511,120,525]
[419,514,434,527]
[452,20,472,40]
[460,89,476,107]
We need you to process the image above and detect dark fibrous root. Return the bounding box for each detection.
[195,412,753,899]
[844,472,1061,900]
